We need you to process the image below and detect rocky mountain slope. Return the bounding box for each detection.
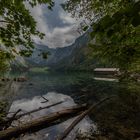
[25,32,111,71]
[13,31,110,71]
[26,32,98,71]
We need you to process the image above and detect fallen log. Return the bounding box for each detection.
[4,101,64,126]
[0,104,87,140]
[1,101,65,130]
[57,96,114,140]
[14,101,64,120]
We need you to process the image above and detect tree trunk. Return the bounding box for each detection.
[2,101,64,130]
[57,97,114,140]
[0,104,87,140]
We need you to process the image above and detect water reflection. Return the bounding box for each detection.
[8,71,96,100]
[4,71,140,140]
[8,92,96,140]
[94,77,118,82]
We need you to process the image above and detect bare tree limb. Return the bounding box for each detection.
[0,104,87,140]
[57,96,114,140]
[2,101,64,130]
[3,109,22,130]
[41,95,49,103]
[0,20,11,24]
[10,101,64,121]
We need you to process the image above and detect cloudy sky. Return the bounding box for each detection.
[28,0,82,48]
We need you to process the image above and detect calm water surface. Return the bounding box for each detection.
[6,71,120,140]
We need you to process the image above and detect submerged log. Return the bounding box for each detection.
[14,101,64,120]
[0,104,87,140]
[2,101,64,129]
[57,97,114,140]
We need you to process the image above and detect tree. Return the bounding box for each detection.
[0,0,54,73]
[64,0,140,73]
[0,0,55,56]
[0,50,12,75]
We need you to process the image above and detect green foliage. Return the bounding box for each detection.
[64,0,140,72]
[0,0,54,72]
[90,2,140,71]
[0,101,7,126]
[0,50,13,74]
[19,50,33,57]
[0,0,54,53]
[82,26,89,31]
[42,51,51,59]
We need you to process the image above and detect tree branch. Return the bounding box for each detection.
[0,20,11,23]
[41,95,49,103]
[57,96,115,140]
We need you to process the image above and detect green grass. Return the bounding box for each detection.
[29,67,49,73]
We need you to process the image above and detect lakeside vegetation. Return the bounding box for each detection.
[29,67,49,73]
[64,0,140,74]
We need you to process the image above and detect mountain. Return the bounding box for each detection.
[11,29,112,71]
[47,32,95,71]
[25,44,56,67]
[25,32,99,71]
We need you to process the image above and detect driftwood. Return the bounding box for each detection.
[0,104,87,140]
[3,109,22,130]
[41,95,49,103]
[3,101,64,129]
[14,101,64,120]
[57,97,113,140]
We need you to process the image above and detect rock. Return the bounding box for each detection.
[1,78,10,82]
[13,77,27,82]
[29,83,33,86]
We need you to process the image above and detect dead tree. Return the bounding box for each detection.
[57,96,114,140]
[2,101,64,129]
[0,104,87,140]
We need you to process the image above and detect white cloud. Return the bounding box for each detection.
[42,25,79,48]
[27,4,49,34]
[27,1,81,48]
[59,12,76,24]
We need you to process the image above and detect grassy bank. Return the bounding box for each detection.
[29,67,49,73]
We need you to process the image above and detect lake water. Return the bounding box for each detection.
[2,71,140,140]
[5,70,122,140]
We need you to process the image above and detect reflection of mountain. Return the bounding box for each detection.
[26,32,98,71]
